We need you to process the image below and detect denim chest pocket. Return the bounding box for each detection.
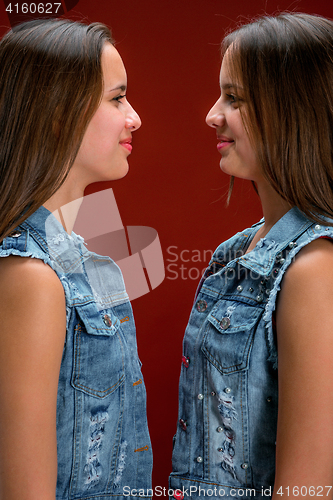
[201,300,263,374]
[71,303,125,398]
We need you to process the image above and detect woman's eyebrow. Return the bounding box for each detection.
[221,83,243,91]
[106,85,127,93]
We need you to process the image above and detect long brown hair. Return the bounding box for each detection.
[223,13,333,224]
[0,18,113,240]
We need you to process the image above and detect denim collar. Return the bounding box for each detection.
[240,207,315,275]
[21,205,86,273]
[22,205,82,241]
[217,207,315,276]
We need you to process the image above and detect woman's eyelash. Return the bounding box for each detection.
[226,93,237,102]
[113,94,126,103]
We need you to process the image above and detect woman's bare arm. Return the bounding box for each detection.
[0,256,66,500]
[274,238,333,499]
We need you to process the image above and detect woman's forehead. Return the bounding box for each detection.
[220,48,242,89]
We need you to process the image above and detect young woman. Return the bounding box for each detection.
[170,13,333,499]
[0,19,152,499]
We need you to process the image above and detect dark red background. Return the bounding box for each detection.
[0,0,332,493]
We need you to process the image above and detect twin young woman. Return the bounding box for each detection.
[0,11,332,500]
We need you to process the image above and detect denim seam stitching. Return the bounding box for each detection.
[107,384,125,491]
[202,324,253,373]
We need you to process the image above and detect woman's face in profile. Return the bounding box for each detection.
[71,43,141,187]
[206,50,262,184]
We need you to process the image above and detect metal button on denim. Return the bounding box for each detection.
[224,387,231,394]
[196,456,203,463]
[217,426,223,433]
[102,314,112,327]
[196,299,208,312]
[197,394,204,400]
[220,317,230,330]
[241,463,249,469]
[237,285,243,292]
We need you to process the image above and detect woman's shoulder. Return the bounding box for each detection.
[0,255,66,316]
[284,236,333,283]
[276,237,333,334]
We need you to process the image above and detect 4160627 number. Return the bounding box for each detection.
[276,486,332,496]
[5,3,62,14]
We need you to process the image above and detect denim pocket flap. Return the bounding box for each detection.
[202,301,263,374]
[75,302,120,336]
[207,301,262,334]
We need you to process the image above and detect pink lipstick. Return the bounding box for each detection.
[217,135,234,151]
[120,138,132,153]
[217,141,234,151]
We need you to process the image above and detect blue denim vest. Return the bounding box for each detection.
[170,207,333,500]
[0,206,152,500]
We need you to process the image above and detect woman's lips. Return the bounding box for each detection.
[217,140,234,151]
[120,139,132,152]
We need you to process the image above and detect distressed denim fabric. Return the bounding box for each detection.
[170,207,333,500]
[0,206,152,500]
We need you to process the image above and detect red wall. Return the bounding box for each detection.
[1,0,332,493]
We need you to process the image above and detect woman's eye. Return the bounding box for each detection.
[225,93,242,109]
[113,94,126,104]
[226,93,238,104]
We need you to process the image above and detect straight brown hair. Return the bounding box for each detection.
[0,18,113,241]
[223,13,333,224]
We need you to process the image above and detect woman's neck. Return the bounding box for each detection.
[43,181,85,234]
[245,180,292,253]
[259,180,292,229]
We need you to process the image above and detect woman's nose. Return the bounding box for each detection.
[125,102,141,131]
[206,99,225,128]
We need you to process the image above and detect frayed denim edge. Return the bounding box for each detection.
[263,231,333,369]
[0,249,52,267]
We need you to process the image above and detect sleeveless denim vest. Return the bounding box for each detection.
[0,206,152,500]
[170,207,333,500]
